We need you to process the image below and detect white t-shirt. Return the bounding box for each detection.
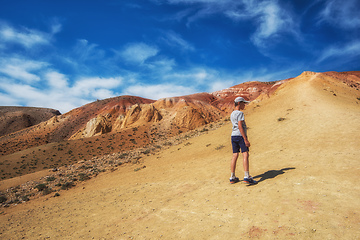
[230,110,247,137]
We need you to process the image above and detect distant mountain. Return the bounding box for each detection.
[0,107,61,137]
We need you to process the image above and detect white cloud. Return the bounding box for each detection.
[1,82,44,101]
[120,43,159,64]
[162,31,195,51]
[317,40,360,63]
[0,81,80,113]
[165,68,210,83]
[50,21,62,34]
[146,57,176,72]
[319,0,360,29]
[123,83,196,100]
[0,69,124,113]
[0,57,47,83]
[0,23,51,48]
[73,39,105,61]
[161,0,298,48]
[0,92,19,106]
[92,89,115,100]
[45,71,69,89]
[226,1,297,47]
[208,80,234,93]
[71,76,122,98]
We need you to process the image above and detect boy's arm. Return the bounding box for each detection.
[238,120,250,147]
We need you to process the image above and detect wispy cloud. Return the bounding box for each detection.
[0,57,47,83]
[45,71,69,89]
[123,83,196,100]
[164,68,211,85]
[225,0,298,47]
[73,39,105,62]
[319,0,360,29]
[70,76,122,98]
[120,42,159,64]
[317,40,360,63]
[0,64,123,113]
[160,0,298,47]
[0,22,52,48]
[161,31,195,51]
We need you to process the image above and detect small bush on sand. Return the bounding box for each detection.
[46,176,56,182]
[215,145,225,150]
[34,184,47,191]
[78,173,90,181]
[61,182,74,190]
[0,194,7,203]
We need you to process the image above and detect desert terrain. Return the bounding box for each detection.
[0,71,359,239]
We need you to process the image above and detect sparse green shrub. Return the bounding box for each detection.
[42,188,53,195]
[119,153,128,159]
[200,128,208,132]
[0,195,7,203]
[215,145,225,150]
[142,149,151,155]
[78,173,90,181]
[35,184,47,191]
[21,195,29,202]
[61,182,74,190]
[277,117,286,122]
[46,176,56,182]
[131,157,141,164]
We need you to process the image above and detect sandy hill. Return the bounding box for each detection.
[0,71,359,239]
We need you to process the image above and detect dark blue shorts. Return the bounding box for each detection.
[231,136,249,153]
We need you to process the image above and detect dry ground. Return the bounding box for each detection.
[0,73,359,239]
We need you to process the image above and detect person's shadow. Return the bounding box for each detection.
[252,167,295,183]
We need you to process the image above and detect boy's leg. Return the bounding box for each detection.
[242,151,249,172]
[242,151,257,184]
[230,152,240,183]
[242,151,250,178]
[231,152,239,175]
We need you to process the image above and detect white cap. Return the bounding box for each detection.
[234,97,250,103]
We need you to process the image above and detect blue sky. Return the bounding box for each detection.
[0,0,359,113]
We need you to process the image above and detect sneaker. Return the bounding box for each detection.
[229,177,240,184]
[243,177,257,184]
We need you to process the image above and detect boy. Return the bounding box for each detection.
[229,97,257,184]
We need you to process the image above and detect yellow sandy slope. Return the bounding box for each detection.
[1,72,359,239]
